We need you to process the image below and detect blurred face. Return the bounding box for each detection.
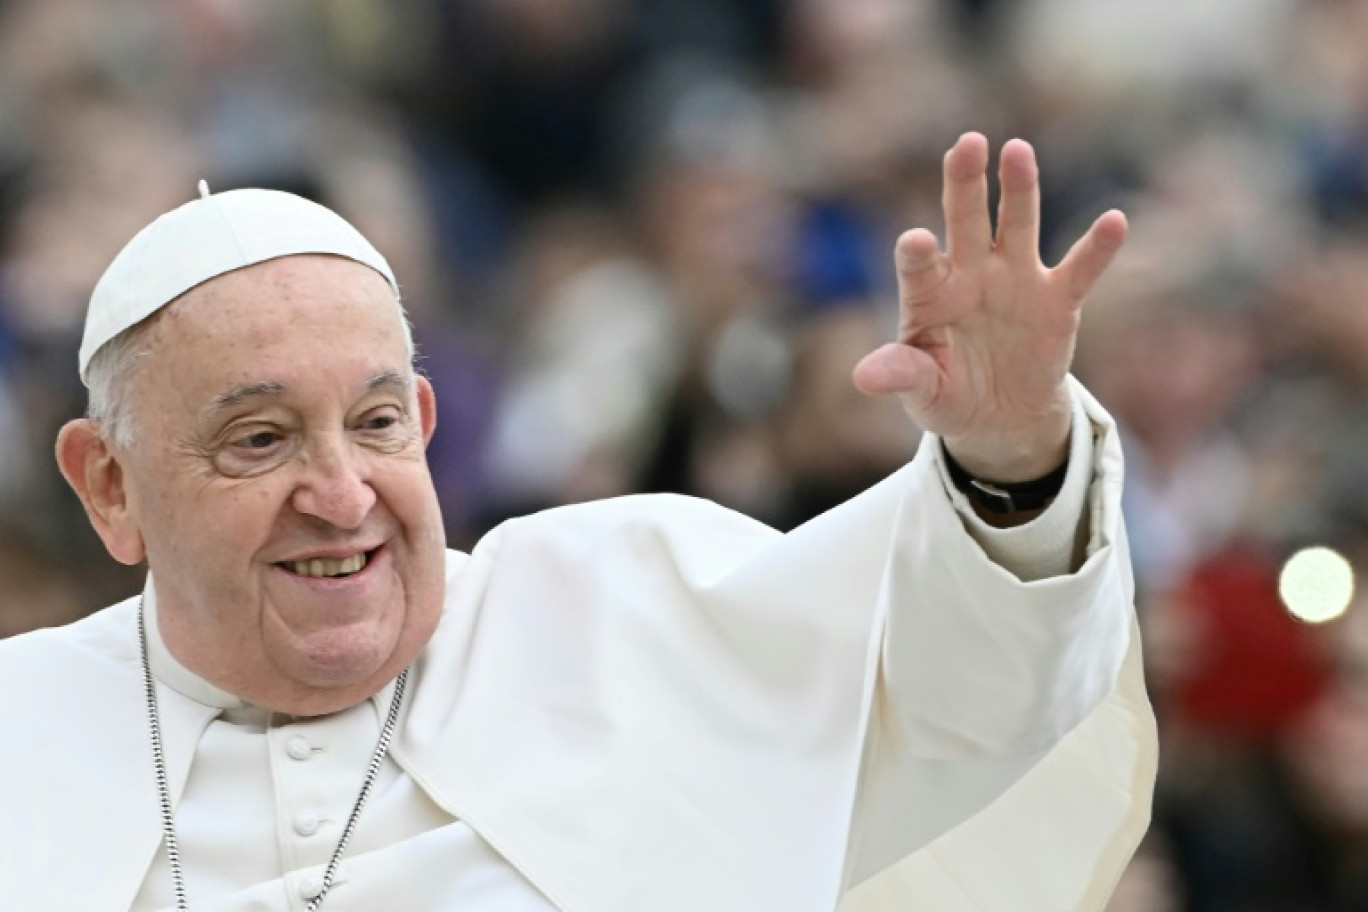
[116,255,446,715]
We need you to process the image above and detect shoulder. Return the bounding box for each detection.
[502,492,775,541]
[0,596,141,692]
[443,495,782,607]
[487,493,778,572]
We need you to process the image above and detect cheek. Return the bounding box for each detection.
[148,477,288,566]
[211,484,293,544]
[378,469,446,573]
[399,473,445,545]
[124,465,193,557]
[378,456,438,514]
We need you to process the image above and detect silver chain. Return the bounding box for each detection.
[138,598,410,911]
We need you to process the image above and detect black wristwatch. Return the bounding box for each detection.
[943,446,1069,515]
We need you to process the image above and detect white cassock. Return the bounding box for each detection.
[0,380,1155,911]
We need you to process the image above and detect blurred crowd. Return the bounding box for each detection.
[5,0,1368,908]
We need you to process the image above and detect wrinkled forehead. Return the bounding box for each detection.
[151,254,410,363]
[171,252,401,315]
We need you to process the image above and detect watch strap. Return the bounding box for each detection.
[943,447,1069,515]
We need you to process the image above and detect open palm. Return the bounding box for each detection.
[853,132,1127,482]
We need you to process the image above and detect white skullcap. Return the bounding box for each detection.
[78,182,398,385]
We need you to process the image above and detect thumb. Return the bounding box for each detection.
[852,343,940,414]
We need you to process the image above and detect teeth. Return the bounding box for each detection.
[285,552,367,578]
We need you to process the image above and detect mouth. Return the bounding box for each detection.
[274,547,380,580]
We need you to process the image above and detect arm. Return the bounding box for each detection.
[838,134,1154,907]
[403,142,1153,908]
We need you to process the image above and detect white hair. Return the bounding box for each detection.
[85,285,416,449]
[84,317,157,449]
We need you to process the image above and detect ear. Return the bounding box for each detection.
[416,374,438,447]
[55,419,147,566]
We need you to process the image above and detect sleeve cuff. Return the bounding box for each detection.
[931,384,1096,582]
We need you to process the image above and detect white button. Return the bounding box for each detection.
[293,811,321,836]
[285,736,313,761]
[299,874,324,900]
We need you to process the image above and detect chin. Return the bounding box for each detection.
[284,625,400,690]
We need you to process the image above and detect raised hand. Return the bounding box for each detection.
[852,132,1127,483]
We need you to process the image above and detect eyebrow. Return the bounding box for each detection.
[366,370,412,395]
[204,381,287,416]
[201,372,410,419]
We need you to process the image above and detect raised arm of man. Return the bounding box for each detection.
[392,133,1153,911]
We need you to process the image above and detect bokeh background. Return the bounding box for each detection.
[6,1,1368,908]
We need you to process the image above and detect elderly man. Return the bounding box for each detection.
[1,133,1154,911]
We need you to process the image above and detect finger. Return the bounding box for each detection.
[942,132,992,265]
[894,228,951,308]
[1054,209,1128,302]
[995,138,1040,264]
[851,342,940,412]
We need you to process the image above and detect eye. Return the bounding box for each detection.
[361,414,398,431]
[213,425,292,477]
[356,406,405,433]
[237,430,282,450]
[354,406,410,452]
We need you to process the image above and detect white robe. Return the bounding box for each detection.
[0,380,1155,911]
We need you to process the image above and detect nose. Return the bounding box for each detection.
[290,438,376,530]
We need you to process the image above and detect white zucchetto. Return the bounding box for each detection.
[78,185,397,385]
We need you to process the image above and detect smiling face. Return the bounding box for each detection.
[85,254,447,714]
